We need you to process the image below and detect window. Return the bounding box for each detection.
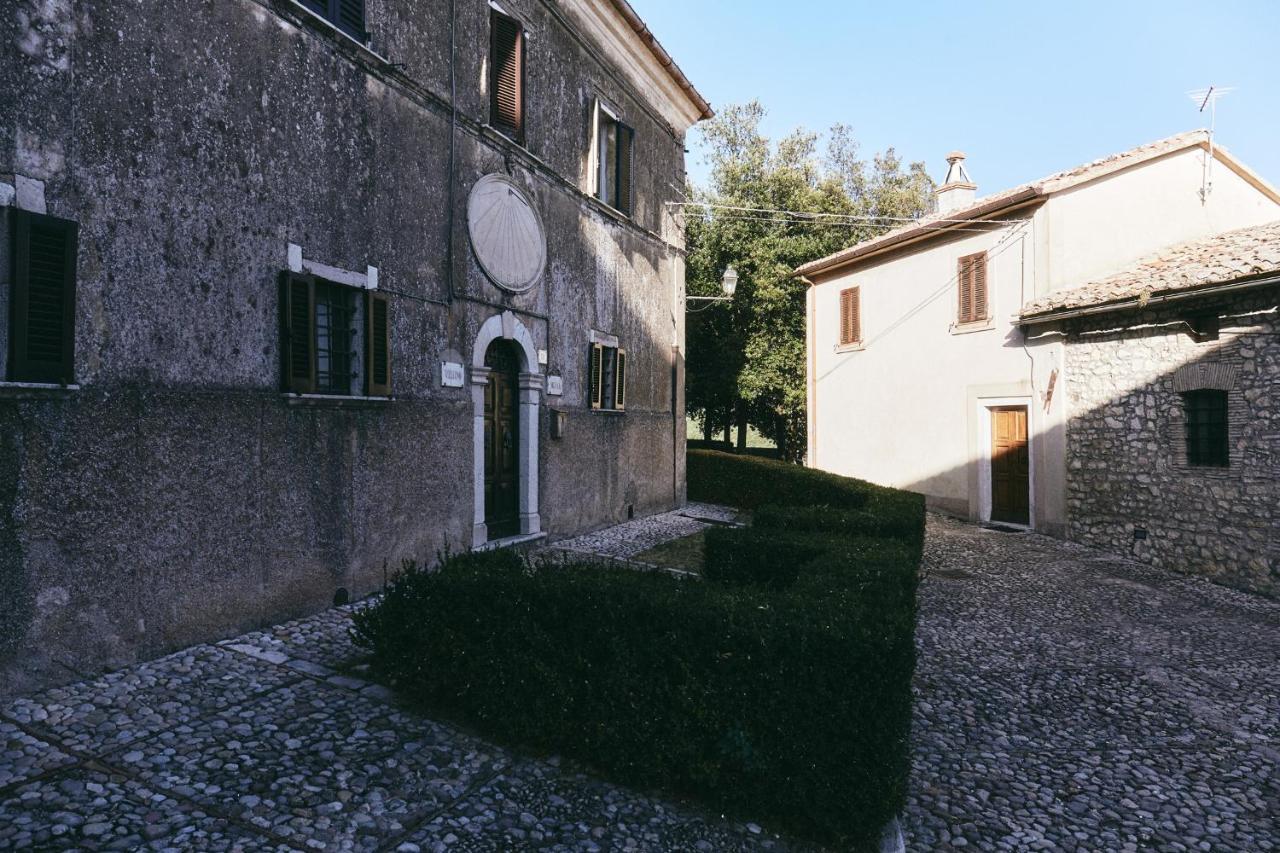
[594,103,635,215]
[8,209,78,384]
[297,0,367,42]
[588,343,626,411]
[489,10,525,142]
[839,287,861,346]
[280,272,391,397]
[957,251,988,325]
[1182,389,1228,467]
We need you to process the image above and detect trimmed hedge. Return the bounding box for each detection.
[354,453,924,849]
[687,449,875,510]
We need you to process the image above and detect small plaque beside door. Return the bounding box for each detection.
[442,361,465,388]
[546,375,563,396]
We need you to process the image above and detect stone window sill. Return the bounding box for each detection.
[0,381,80,399]
[591,408,627,415]
[280,0,391,66]
[283,393,394,409]
[835,342,865,353]
[950,319,995,335]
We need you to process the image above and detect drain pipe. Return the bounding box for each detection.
[444,0,457,303]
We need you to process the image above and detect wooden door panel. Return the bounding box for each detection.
[484,342,521,539]
[991,407,1029,525]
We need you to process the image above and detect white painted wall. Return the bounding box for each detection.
[807,144,1280,533]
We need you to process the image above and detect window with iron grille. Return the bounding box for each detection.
[594,103,635,215]
[1182,389,1229,467]
[588,342,626,411]
[7,209,78,384]
[280,272,391,397]
[296,0,367,42]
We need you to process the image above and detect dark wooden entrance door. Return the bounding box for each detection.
[484,341,521,539]
[991,406,1030,525]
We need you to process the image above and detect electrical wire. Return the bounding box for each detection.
[670,201,1031,227]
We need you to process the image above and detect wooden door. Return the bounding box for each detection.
[484,342,521,539]
[991,406,1030,525]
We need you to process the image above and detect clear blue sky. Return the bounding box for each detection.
[630,0,1280,195]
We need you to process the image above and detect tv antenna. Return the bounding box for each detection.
[1187,85,1233,202]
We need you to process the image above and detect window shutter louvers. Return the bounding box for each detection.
[973,253,988,321]
[280,272,316,394]
[618,125,635,215]
[957,257,973,324]
[10,210,77,384]
[490,12,524,142]
[365,290,391,396]
[839,287,859,346]
[588,343,603,409]
[958,252,988,324]
[614,348,627,410]
[336,0,366,41]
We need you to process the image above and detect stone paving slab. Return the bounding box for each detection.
[547,503,738,561]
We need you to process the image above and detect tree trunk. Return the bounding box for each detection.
[702,412,712,442]
[735,400,747,451]
[723,407,732,445]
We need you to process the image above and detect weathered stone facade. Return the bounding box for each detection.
[1,0,707,693]
[1062,289,1280,597]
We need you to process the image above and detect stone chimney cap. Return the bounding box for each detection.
[946,150,967,163]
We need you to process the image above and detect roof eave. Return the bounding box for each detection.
[1019,271,1280,326]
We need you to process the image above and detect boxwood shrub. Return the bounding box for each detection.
[354,453,923,849]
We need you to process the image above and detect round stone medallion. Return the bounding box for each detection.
[466,173,547,294]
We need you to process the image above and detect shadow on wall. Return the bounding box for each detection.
[887,289,1279,598]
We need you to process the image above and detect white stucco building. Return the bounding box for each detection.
[799,132,1280,536]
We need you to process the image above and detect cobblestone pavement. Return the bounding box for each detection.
[0,506,794,852]
[909,514,1280,852]
[545,502,740,562]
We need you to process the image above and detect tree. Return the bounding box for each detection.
[685,102,934,461]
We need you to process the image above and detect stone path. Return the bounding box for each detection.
[909,514,1279,852]
[545,502,740,562]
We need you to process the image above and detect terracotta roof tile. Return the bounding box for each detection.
[1021,219,1280,317]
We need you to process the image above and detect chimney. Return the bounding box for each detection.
[935,151,976,215]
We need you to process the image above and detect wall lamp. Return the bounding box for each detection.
[687,266,738,302]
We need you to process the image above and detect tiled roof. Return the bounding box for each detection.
[1021,220,1280,318]
[796,131,1215,278]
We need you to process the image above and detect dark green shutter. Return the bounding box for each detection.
[618,124,635,215]
[365,290,391,397]
[336,0,366,41]
[588,343,603,409]
[10,210,77,384]
[614,348,627,410]
[280,272,315,394]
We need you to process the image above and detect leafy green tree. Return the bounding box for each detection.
[685,102,934,461]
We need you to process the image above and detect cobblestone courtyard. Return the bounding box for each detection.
[1,511,1276,850]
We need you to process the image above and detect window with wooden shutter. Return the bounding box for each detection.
[490,11,524,142]
[365,290,391,397]
[280,272,316,394]
[10,210,78,384]
[297,0,366,42]
[839,287,860,346]
[588,343,603,409]
[957,252,989,324]
[613,348,627,410]
[594,106,635,216]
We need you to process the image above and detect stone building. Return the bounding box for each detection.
[0,0,711,693]
[798,134,1280,596]
[1021,221,1280,597]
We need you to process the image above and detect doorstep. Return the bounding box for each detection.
[473,531,548,552]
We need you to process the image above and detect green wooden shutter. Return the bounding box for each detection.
[613,348,627,410]
[588,343,603,409]
[365,290,391,397]
[280,272,316,394]
[618,124,635,215]
[10,210,78,384]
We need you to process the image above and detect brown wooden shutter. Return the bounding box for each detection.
[613,348,627,410]
[972,253,988,321]
[588,343,603,409]
[957,252,988,324]
[365,290,391,397]
[10,210,78,384]
[957,256,973,324]
[618,124,635,215]
[280,272,316,394]
[490,11,524,142]
[839,287,860,345]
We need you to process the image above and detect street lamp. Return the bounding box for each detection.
[687,266,738,302]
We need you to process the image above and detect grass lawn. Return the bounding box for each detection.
[632,529,706,572]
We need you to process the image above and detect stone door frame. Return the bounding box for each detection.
[976,396,1036,530]
[471,311,542,547]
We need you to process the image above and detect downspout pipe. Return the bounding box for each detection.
[445,0,457,303]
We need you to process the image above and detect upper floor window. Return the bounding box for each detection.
[297,0,367,42]
[280,273,391,397]
[594,102,634,215]
[957,251,988,325]
[588,342,627,411]
[7,209,78,384]
[490,10,525,143]
[839,287,861,347]
[1182,389,1228,467]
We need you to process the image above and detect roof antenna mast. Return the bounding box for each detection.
[1187,85,1233,203]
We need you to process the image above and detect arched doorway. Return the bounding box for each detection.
[484,340,522,540]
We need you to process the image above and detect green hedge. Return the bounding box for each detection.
[687,449,875,510]
[354,453,923,849]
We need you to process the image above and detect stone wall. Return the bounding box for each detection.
[1063,289,1279,597]
[0,0,693,693]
